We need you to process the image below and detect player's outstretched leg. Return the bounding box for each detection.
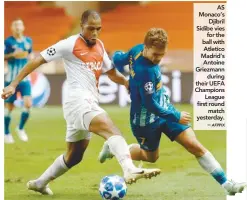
[27,139,90,195]
[92,113,161,184]
[175,127,247,196]
[4,104,14,144]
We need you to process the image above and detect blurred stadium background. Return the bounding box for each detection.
[4,1,226,200]
[4,1,194,107]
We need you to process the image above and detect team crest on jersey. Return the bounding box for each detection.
[144,82,154,93]
[47,47,56,56]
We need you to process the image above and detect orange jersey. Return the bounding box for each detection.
[40,34,113,100]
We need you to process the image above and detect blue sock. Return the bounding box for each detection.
[19,109,30,130]
[211,168,227,185]
[4,113,11,135]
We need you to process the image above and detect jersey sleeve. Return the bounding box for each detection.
[102,49,114,73]
[4,39,12,55]
[138,69,181,122]
[40,38,71,62]
[112,51,130,71]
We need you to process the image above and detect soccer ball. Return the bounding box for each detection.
[99,175,127,200]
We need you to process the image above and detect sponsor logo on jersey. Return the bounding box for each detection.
[85,61,102,71]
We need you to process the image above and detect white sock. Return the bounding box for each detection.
[196,151,227,185]
[107,135,136,173]
[197,151,221,173]
[36,155,69,188]
[128,143,140,151]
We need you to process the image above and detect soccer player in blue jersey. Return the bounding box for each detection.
[4,18,33,143]
[99,28,246,195]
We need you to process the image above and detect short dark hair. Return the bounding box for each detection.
[81,10,100,24]
[144,28,168,49]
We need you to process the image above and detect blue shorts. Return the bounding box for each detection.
[131,107,190,152]
[4,81,31,104]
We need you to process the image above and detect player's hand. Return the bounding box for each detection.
[1,85,16,99]
[179,111,191,125]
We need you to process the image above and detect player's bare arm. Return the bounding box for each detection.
[106,67,129,89]
[2,55,46,99]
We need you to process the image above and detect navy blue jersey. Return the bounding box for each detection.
[113,44,181,126]
[4,36,32,82]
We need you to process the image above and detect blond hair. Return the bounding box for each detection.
[144,28,168,49]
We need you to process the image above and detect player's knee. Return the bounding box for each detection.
[147,154,159,163]
[98,119,110,131]
[98,118,121,136]
[25,104,32,109]
[90,114,122,138]
[24,100,32,108]
[5,104,14,112]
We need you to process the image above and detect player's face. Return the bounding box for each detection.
[11,20,25,35]
[145,46,166,65]
[81,16,102,46]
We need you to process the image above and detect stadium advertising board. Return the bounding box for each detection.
[44,71,193,106]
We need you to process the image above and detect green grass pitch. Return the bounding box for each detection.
[5,105,226,200]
